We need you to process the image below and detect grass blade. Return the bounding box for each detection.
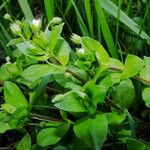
[115,0,122,47]
[64,0,73,16]
[98,0,150,45]
[70,0,89,36]
[18,0,34,20]
[95,0,118,58]
[84,0,93,37]
[44,0,54,21]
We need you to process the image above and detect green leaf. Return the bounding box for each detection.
[53,145,67,150]
[16,41,48,61]
[0,111,11,133]
[52,91,87,112]
[112,79,135,108]
[73,113,108,150]
[106,111,126,125]
[6,63,20,76]
[0,65,12,81]
[109,58,124,70]
[21,64,65,81]
[4,81,28,108]
[126,138,150,150]
[22,19,32,39]
[142,87,150,108]
[8,108,28,129]
[81,37,110,66]
[140,56,150,82]
[37,123,70,147]
[6,38,23,47]
[83,81,106,107]
[16,133,31,150]
[121,55,144,79]
[49,23,64,55]
[54,38,70,66]
[1,103,16,114]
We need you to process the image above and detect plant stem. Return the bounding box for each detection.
[109,67,150,85]
[66,68,87,83]
[105,97,124,113]
[30,113,64,122]
[46,58,87,83]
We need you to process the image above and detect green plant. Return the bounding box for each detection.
[0,15,150,149]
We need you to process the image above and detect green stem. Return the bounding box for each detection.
[30,113,64,122]
[109,67,150,85]
[105,97,124,113]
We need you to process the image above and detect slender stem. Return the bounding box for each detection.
[133,76,150,85]
[46,86,62,93]
[46,58,87,84]
[30,113,64,122]
[109,67,150,86]
[0,143,15,150]
[105,97,124,113]
[19,34,26,41]
[27,122,41,126]
[66,68,87,83]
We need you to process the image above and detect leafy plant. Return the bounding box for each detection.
[0,15,150,150]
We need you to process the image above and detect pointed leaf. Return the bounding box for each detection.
[121,55,144,79]
[82,37,110,66]
[16,133,31,150]
[4,81,28,108]
[37,123,70,147]
[140,56,150,82]
[73,113,108,149]
[49,23,64,55]
[52,91,87,112]
[112,79,135,108]
[54,38,70,66]
[21,64,65,81]
[142,87,150,108]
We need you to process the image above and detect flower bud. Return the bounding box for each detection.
[30,19,42,31]
[15,20,22,26]
[6,56,10,64]
[4,13,11,20]
[71,34,81,44]
[77,48,85,55]
[10,23,21,35]
[49,17,62,27]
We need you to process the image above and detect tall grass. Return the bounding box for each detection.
[44,0,54,21]
[18,0,33,20]
[95,0,118,58]
[1,0,150,59]
[98,0,150,45]
[84,0,93,37]
[70,0,89,36]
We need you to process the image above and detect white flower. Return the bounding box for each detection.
[10,23,21,35]
[77,48,85,54]
[71,34,81,44]
[30,18,42,31]
[4,13,11,20]
[32,19,41,27]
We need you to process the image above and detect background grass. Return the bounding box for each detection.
[0,0,150,61]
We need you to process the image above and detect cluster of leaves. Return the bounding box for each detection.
[0,16,150,150]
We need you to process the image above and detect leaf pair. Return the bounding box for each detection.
[1,81,29,130]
